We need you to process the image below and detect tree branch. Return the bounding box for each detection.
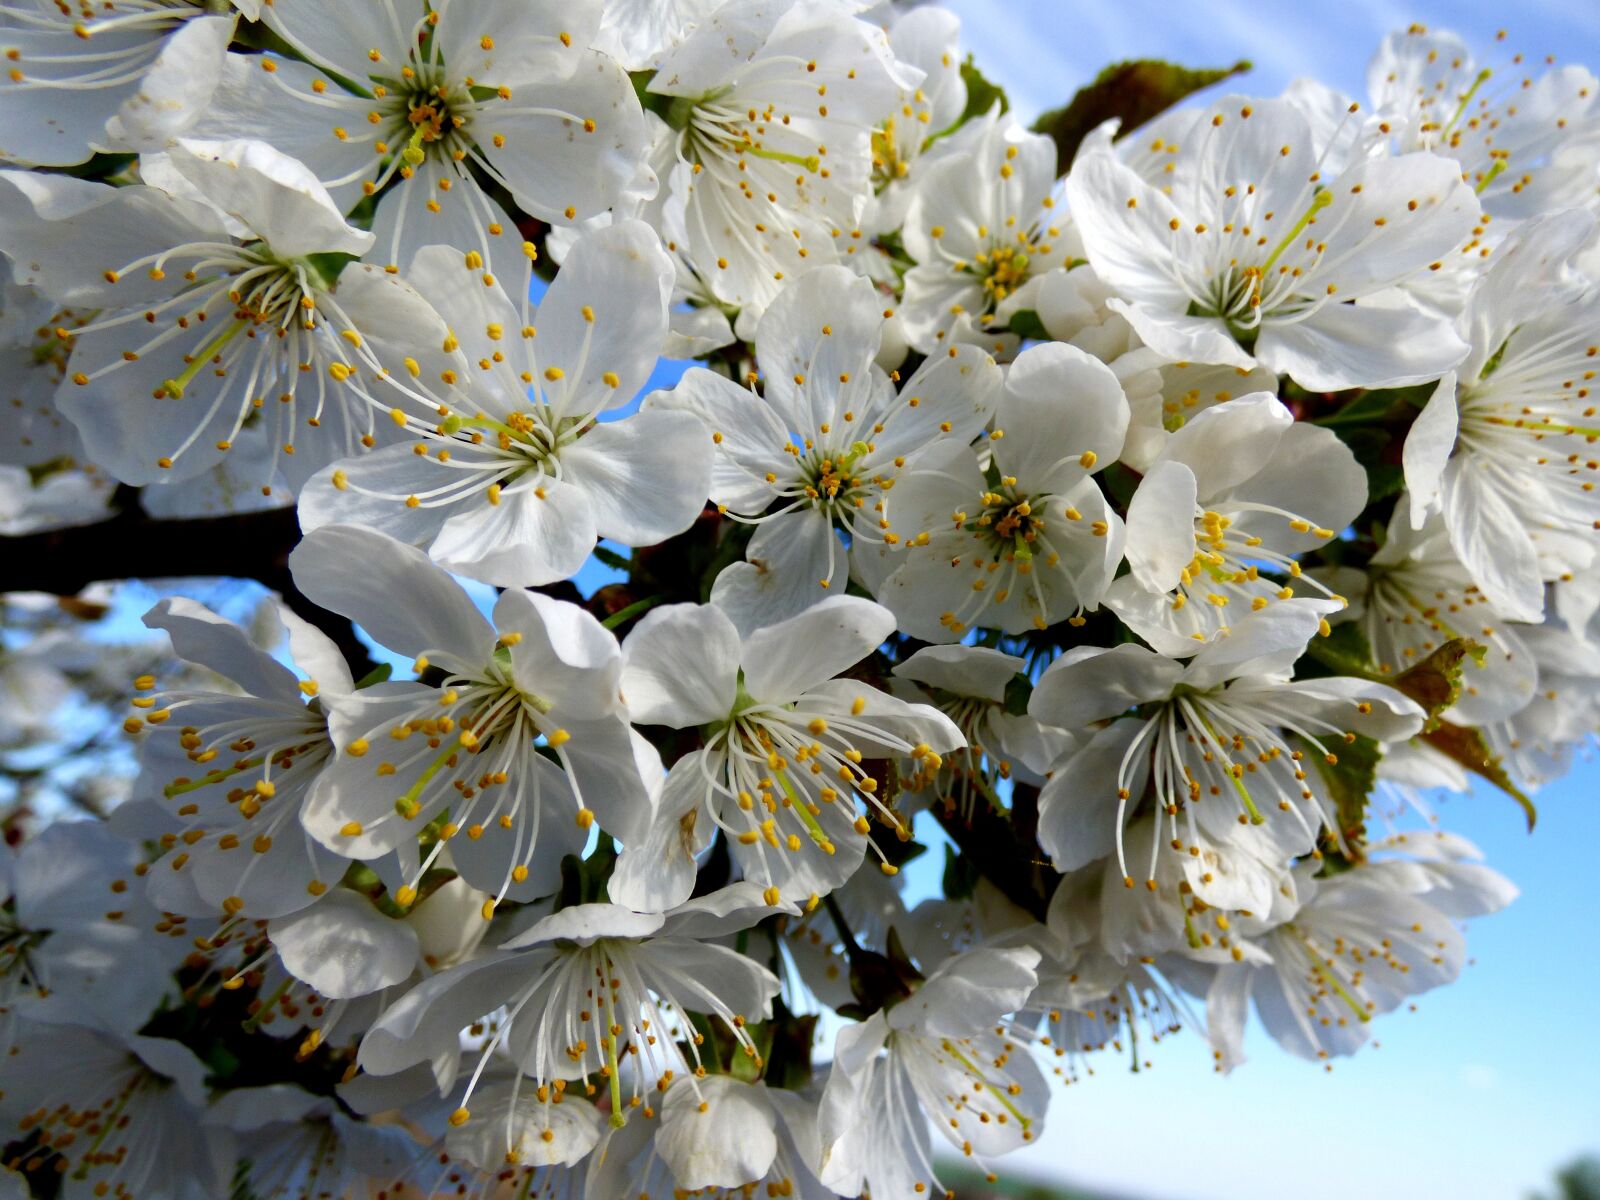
[2,506,376,677]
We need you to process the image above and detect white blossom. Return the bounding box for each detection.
[643,0,914,321]
[197,0,650,272]
[612,596,962,911]
[1404,209,1600,621]
[289,524,655,909]
[817,945,1048,1199]
[648,263,1002,632]
[301,221,710,587]
[1029,602,1423,885]
[870,341,1130,640]
[0,138,436,491]
[1067,95,1482,390]
[1105,393,1366,655]
[901,110,1075,355]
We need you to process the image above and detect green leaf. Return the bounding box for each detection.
[591,544,632,572]
[353,661,392,689]
[941,843,980,901]
[1032,57,1251,173]
[1303,621,1374,676]
[1422,721,1537,830]
[955,54,1009,127]
[1311,388,1406,428]
[1306,732,1383,843]
[1006,308,1048,340]
[559,832,618,907]
[1365,462,1407,504]
[601,593,665,630]
[1003,672,1034,716]
[725,1017,773,1083]
[760,1004,818,1090]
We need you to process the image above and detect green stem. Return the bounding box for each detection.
[601,594,666,630]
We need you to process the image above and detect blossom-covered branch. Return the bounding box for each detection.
[1,6,1592,1199]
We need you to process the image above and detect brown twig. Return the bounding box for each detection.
[2,505,376,676]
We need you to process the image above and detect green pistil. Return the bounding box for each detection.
[161,318,248,399]
[72,1081,136,1179]
[1488,417,1600,437]
[963,758,1010,816]
[1443,68,1494,138]
[450,413,535,444]
[839,440,872,471]
[1259,189,1333,277]
[774,768,832,849]
[1195,710,1266,825]
[602,984,625,1128]
[745,143,821,172]
[1295,928,1372,1023]
[395,737,467,817]
[941,1037,1030,1127]
[1475,158,1508,195]
[1228,768,1267,824]
[164,755,263,798]
[402,123,429,165]
[242,975,296,1032]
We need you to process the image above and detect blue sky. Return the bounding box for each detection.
[934,2,1600,1197]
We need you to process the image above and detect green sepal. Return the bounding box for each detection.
[1006,308,1049,340]
[1306,732,1383,848]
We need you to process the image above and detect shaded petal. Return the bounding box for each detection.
[168,137,372,258]
[431,479,598,588]
[994,342,1129,490]
[741,594,895,702]
[1031,643,1182,728]
[607,756,711,913]
[657,1076,778,1190]
[710,508,842,636]
[269,889,418,1000]
[621,603,741,728]
[1440,458,1545,622]
[1401,373,1458,528]
[559,409,711,546]
[1259,301,1468,392]
[534,220,672,419]
[289,525,494,662]
[1035,720,1147,872]
[1123,460,1199,593]
[497,589,623,721]
[142,596,302,705]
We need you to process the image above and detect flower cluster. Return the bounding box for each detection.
[4,7,1595,1199]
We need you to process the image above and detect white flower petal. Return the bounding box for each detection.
[289,524,494,662]
[621,603,741,728]
[270,889,419,1000]
[559,409,711,546]
[741,594,896,702]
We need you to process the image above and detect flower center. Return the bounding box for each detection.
[970,483,1044,559]
[381,62,471,164]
